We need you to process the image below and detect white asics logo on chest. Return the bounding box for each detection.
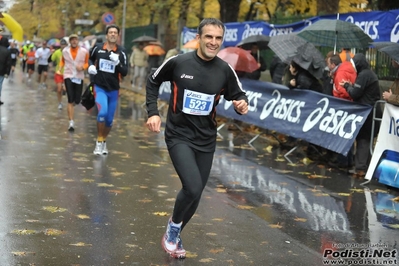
[181,74,194,79]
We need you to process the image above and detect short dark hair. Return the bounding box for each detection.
[105,24,120,34]
[329,54,342,66]
[197,18,225,36]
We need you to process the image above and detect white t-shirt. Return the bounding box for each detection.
[35,47,51,66]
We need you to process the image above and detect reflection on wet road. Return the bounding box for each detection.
[0,71,398,265]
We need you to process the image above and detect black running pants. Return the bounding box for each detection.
[168,143,214,231]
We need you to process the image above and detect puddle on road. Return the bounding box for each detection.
[119,91,399,256]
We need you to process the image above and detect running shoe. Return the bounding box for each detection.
[161,219,181,256]
[173,237,186,259]
[68,120,74,131]
[102,142,108,155]
[58,103,63,110]
[93,141,103,155]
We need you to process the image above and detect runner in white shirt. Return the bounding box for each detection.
[35,41,51,88]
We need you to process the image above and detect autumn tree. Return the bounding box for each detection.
[218,0,241,22]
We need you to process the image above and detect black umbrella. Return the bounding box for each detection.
[132,35,158,43]
[290,44,326,79]
[372,42,399,62]
[236,34,270,50]
[268,33,307,63]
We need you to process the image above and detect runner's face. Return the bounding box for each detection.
[70,38,79,48]
[106,28,119,44]
[196,25,224,61]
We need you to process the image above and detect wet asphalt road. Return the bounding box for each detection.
[0,70,398,266]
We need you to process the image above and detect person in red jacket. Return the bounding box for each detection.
[327,54,357,101]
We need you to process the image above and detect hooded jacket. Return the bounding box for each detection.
[344,53,380,105]
[0,37,11,76]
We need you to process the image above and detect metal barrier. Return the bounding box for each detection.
[361,99,385,186]
[369,100,385,155]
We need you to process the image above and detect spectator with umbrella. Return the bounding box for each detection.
[287,60,322,93]
[236,35,269,80]
[144,41,165,76]
[284,44,325,92]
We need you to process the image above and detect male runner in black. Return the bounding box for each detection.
[146,18,248,259]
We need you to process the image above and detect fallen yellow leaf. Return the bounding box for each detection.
[350,188,364,193]
[230,189,246,192]
[314,193,330,197]
[374,189,389,193]
[308,174,330,179]
[337,193,351,196]
[111,172,125,177]
[264,145,273,153]
[153,212,168,216]
[209,248,224,254]
[44,228,64,236]
[11,251,35,256]
[185,251,198,258]
[117,187,132,190]
[25,220,39,223]
[275,169,293,174]
[302,157,313,165]
[97,183,114,187]
[269,223,283,229]
[69,242,92,247]
[294,217,307,222]
[237,205,254,210]
[215,188,226,193]
[76,214,90,219]
[138,199,152,203]
[43,206,67,213]
[12,229,37,235]
[81,178,95,183]
[108,189,123,194]
[391,196,399,202]
[386,224,399,229]
[299,172,312,175]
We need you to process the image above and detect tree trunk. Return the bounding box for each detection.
[176,0,190,49]
[218,0,241,23]
[378,0,399,10]
[317,0,339,15]
[198,0,206,21]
